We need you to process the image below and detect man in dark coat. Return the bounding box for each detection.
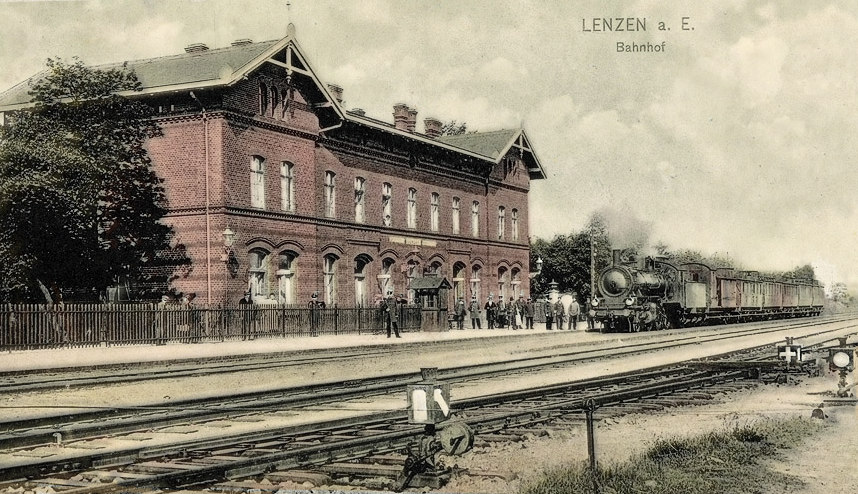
[454,298,466,329]
[484,294,498,329]
[544,299,554,330]
[384,294,402,338]
[239,291,254,340]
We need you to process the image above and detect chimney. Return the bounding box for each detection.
[231,38,253,46]
[406,107,418,133]
[327,84,343,105]
[185,43,209,53]
[424,117,442,138]
[350,108,366,116]
[393,103,410,131]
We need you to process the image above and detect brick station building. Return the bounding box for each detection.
[0,25,548,309]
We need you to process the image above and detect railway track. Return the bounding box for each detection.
[0,314,853,394]
[0,316,853,492]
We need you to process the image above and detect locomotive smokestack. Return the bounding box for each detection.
[612,249,622,266]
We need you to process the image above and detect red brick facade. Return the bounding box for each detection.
[138,38,545,308]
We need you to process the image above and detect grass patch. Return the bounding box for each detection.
[520,417,822,494]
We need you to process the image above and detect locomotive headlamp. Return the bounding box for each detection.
[624,297,634,306]
[591,298,599,307]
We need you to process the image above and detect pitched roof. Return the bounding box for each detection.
[0,40,279,110]
[437,129,520,160]
[0,26,546,179]
[408,276,453,290]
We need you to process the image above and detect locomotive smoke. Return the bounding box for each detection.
[592,205,654,254]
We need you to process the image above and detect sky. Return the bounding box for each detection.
[1,0,856,290]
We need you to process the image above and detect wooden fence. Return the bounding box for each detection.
[0,303,425,350]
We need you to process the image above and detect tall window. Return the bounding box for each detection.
[470,264,482,302]
[259,83,269,114]
[323,254,338,305]
[452,197,460,234]
[407,188,417,229]
[471,200,480,237]
[250,156,265,209]
[380,258,395,297]
[324,171,336,218]
[277,251,297,304]
[497,206,506,240]
[511,209,519,241]
[248,248,270,298]
[430,193,439,232]
[498,266,509,302]
[382,183,392,226]
[280,161,294,212]
[452,262,466,303]
[354,177,366,223]
[354,255,370,307]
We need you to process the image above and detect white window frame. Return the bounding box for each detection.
[323,254,338,305]
[430,192,439,232]
[512,208,519,241]
[471,200,480,237]
[354,176,366,223]
[407,188,417,229]
[280,161,295,212]
[251,156,266,209]
[452,197,460,234]
[498,206,506,240]
[382,183,392,226]
[324,171,336,218]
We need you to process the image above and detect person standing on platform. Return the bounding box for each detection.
[468,296,482,329]
[506,297,517,330]
[496,297,505,328]
[515,295,526,329]
[568,295,581,330]
[455,298,466,330]
[525,297,535,329]
[554,299,565,331]
[544,299,554,330]
[308,292,324,336]
[384,294,402,338]
[239,291,254,340]
[586,300,596,330]
[485,294,498,329]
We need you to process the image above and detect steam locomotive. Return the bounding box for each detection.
[591,250,824,332]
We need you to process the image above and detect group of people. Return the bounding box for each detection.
[451,294,584,331]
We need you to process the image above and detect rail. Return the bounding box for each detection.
[0,303,429,350]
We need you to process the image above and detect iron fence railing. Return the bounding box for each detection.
[0,303,425,350]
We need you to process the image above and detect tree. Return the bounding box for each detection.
[530,214,612,301]
[441,120,468,136]
[0,58,188,303]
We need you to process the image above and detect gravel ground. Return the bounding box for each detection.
[434,373,857,494]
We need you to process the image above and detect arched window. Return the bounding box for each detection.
[354,255,372,307]
[248,248,270,298]
[259,82,269,114]
[250,156,265,209]
[379,257,395,297]
[511,267,522,298]
[498,266,509,302]
[323,254,339,305]
[277,251,298,304]
[406,259,420,303]
[470,264,482,302]
[452,262,467,303]
[271,87,280,118]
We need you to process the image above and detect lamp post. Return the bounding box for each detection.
[528,256,543,280]
[221,227,236,305]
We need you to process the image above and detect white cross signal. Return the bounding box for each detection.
[777,345,802,364]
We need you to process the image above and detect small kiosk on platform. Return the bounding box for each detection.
[408,276,451,331]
